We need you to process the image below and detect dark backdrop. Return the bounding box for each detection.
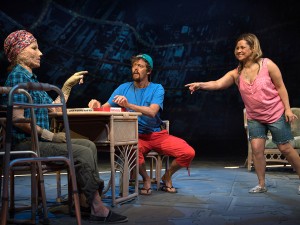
[1,0,300,159]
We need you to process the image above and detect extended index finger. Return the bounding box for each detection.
[75,71,88,76]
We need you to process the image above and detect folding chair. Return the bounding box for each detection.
[0,83,81,225]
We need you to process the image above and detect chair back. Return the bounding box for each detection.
[291,108,300,137]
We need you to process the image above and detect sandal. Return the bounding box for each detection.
[248,185,267,193]
[140,187,152,195]
[89,210,128,223]
[161,185,177,193]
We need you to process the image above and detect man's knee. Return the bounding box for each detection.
[185,145,195,159]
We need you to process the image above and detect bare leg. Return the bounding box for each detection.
[90,191,128,223]
[161,160,181,192]
[139,163,152,194]
[91,191,109,217]
[279,143,300,177]
[251,138,267,188]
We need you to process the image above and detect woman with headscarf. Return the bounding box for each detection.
[2,30,128,223]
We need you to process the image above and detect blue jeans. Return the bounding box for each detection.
[248,114,294,145]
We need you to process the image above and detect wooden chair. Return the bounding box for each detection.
[0,83,82,225]
[145,120,170,190]
[244,107,300,171]
[129,120,170,191]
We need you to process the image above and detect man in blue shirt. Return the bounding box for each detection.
[89,54,195,194]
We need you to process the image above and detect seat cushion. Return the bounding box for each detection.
[291,108,300,136]
[265,136,300,149]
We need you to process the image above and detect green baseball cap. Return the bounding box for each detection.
[136,54,153,69]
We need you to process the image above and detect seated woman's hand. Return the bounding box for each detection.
[64,71,88,87]
[41,129,66,143]
[52,132,66,143]
[88,99,101,108]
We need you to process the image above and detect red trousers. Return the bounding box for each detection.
[138,130,195,167]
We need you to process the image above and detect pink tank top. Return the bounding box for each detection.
[238,58,284,123]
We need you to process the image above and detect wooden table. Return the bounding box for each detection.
[49,109,141,206]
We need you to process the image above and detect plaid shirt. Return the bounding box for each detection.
[3,64,53,144]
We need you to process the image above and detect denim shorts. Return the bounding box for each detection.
[248,114,294,145]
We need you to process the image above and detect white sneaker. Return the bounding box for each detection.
[249,185,267,193]
[298,185,300,195]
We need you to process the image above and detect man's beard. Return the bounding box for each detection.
[132,72,141,82]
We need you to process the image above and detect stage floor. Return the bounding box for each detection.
[2,156,300,225]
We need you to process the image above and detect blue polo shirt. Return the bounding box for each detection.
[107,82,164,134]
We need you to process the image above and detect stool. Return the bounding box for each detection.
[146,151,169,190]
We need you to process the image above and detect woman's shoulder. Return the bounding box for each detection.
[260,57,275,66]
[227,68,239,79]
[260,58,278,70]
[5,68,26,85]
[7,65,32,79]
